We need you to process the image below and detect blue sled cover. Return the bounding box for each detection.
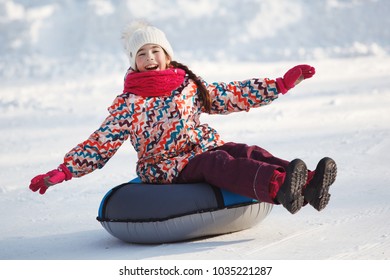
[97,179,273,244]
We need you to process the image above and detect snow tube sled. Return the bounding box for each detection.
[97,178,273,244]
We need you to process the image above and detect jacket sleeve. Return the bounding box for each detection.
[205,78,280,114]
[63,95,131,178]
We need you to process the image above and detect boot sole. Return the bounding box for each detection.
[304,157,337,211]
[276,159,307,214]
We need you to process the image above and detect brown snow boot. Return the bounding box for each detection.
[303,157,337,211]
[275,159,308,214]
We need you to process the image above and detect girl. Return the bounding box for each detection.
[29,22,337,214]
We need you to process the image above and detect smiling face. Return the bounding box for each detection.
[135,44,171,72]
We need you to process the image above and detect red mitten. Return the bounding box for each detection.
[276,64,315,94]
[29,164,72,195]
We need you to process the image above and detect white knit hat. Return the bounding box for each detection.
[122,21,174,69]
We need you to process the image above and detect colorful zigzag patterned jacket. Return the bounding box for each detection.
[63,75,280,183]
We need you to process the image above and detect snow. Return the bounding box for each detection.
[1,0,389,270]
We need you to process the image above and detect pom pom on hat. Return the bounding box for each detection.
[122,20,174,70]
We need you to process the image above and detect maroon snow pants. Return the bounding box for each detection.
[175,142,290,204]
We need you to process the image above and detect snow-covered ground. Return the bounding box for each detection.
[1,0,389,276]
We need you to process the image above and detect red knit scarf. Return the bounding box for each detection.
[123,68,186,97]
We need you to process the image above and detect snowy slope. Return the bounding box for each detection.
[1,0,389,263]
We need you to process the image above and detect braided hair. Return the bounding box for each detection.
[170,61,212,113]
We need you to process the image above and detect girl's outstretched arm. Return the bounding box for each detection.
[205,77,280,114]
[63,113,130,177]
[29,96,131,194]
[205,64,315,114]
